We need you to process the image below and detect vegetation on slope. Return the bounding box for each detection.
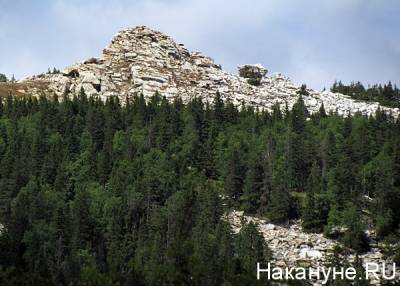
[0,90,399,285]
[331,80,400,108]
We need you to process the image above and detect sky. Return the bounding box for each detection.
[0,0,399,90]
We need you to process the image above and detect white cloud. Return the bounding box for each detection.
[0,0,399,89]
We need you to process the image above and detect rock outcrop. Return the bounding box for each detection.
[11,26,399,117]
[225,211,399,285]
[238,64,268,79]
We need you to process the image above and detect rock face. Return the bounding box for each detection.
[238,64,268,79]
[225,211,400,285]
[16,26,399,117]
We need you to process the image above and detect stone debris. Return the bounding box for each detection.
[225,210,400,285]
[16,26,399,117]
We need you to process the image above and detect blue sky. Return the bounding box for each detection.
[0,0,399,90]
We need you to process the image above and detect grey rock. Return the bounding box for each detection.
[19,26,399,118]
[224,210,400,285]
[238,64,268,78]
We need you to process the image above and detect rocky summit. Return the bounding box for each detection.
[14,26,400,116]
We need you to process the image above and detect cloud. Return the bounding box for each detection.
[0,0,398,89]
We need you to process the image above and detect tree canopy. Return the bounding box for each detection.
[0,91,399,285]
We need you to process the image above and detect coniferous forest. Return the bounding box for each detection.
[330,80,400,108]
[0,91,400,285]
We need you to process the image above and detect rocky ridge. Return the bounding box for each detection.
[225,211,399,285]
[12,26,399,117]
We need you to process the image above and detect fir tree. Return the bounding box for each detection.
[302,161,323,232]
[268,156,295,223]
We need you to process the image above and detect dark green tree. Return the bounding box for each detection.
[302,161,324,232]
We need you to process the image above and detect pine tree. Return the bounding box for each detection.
[341,205,369,253]
[319,102,327,118]
[290,95,308,134]
[268,156,295,223]
[86,98,105,151]
[235,222,271,283]
[297,84,310,96]
[320,130,337,177]
[240,158,266,214]
[302,161,323,232]
[373,147,399,238]
[0,73,7,82]
[286,96,309,191]
[334,143,354,208]
[225,149,246,205]
[213,91,225,123]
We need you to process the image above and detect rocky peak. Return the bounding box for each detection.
[103,26,191,77]
[13,26,399,117]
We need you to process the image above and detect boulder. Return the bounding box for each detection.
[63,68,79,78]
[83,57,103,64]
[299,248,323,260]
[238,64,268,79]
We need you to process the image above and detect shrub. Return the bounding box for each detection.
[0,73,7,82]
[247,77,261,86]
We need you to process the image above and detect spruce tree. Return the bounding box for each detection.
[240,158,265,214]
[342,205,369,253]
[287,96,309,191]
[268,156,294,223]
[235,222,271,284]
[225,149,246,205]
[302,161,323,232]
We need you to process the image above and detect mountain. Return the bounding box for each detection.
[1,26,400,285]
[8,26,399,116]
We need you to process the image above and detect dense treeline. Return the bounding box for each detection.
[331,80,400,108]
[0,91,399,285]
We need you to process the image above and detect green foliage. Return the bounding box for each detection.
[0,73,7,82]
[331,80,400,108]
[247,77,261,86]
[341,205,370,253]
[268,156,296,223]
[287,96,309,191]
[225,148,246,206]
[235,222,272,284]
[0,91,398,284]
[78,264,113,286]
[302,161,324,232]
[297,84,309,96]
[239,68,262,86]
[240,156,271,214]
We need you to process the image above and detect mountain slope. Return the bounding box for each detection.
[6,26,400,116]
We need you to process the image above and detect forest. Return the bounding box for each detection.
[330,80,400,108]
[0,90,399,285]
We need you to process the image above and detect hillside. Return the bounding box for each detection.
[0,91,400,285]
[1,26,398,117]
[1,26,400,285]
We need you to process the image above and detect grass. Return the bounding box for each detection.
[0,81,50,98]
